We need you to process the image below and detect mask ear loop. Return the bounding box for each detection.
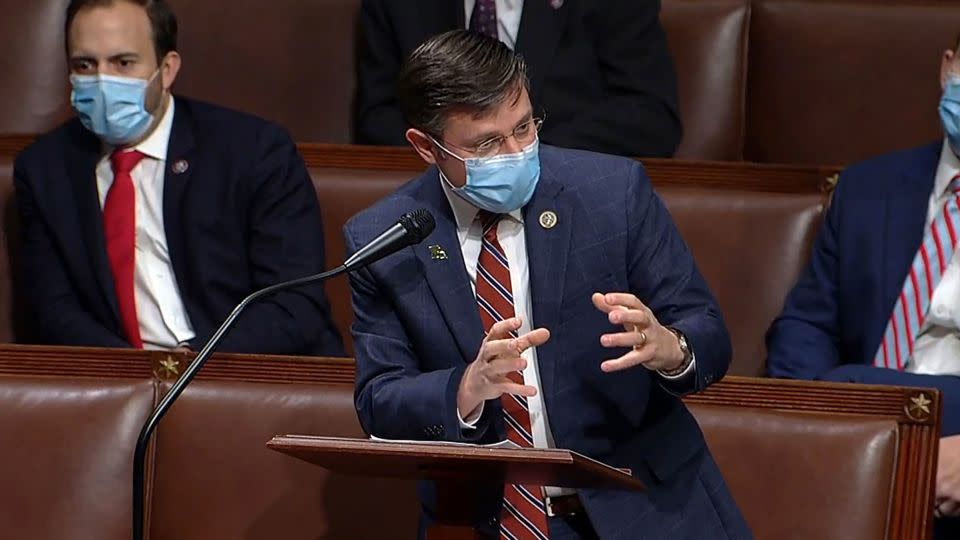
[428,137,465,191]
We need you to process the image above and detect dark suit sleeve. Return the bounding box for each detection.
[211,125,344,356]
[626,162,730,394]
[353,0,410,146]
[765,174,848,379]
[347,226,497,442]
[13,157,128,347]
[544,0,681,157]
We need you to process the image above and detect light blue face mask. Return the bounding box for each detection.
[436,139,541,214]
[941,74,960,156]
[70,71,159,146]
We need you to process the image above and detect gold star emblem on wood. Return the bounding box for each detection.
[157,355,181,379]
[905,392,932,421]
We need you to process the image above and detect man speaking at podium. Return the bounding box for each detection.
[345,31,750,540]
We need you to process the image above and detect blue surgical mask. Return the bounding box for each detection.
[70,71,159,145]
[941,74,960,156]
[436,139,541,213]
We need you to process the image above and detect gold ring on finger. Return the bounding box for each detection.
[634,330,647,350]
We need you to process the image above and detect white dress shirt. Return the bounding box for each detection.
[464,0,524,49]
[95,96,196,350]
[440,174,573,497]
[910,139,960,375]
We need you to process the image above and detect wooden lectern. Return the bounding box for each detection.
[267,435,644,540]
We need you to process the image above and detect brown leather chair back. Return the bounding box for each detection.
[150,379,419,539]
[696,406,897,540]
[0,0,71,135]
[2,0,960,166]
[0,375,155,540]
[166,0,363,142]
[0,154,16,343]
[745,0,960,165]
[685,377,939,540]
[0,348,941,540]
[309,166,411,355]
[662,0,750,160]
[660,185,825,375]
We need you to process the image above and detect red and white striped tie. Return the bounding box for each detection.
[475,211,550,540]
[874,173,960,369]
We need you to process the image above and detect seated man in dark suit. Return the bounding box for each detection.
[346,31,749,539]
[766,33,960,536]
[13,0,344,356]
[354,0,682,158]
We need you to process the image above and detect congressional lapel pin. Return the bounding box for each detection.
[539,210,558,229]
[429,244,448,260]
[549,0,564,9]
[171,159,189,174]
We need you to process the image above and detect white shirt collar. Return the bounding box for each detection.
[108,95,175,161]
[934,138,960,197]
[438,169,525,239]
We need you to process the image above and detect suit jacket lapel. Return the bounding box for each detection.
[523,162,570,405]
[414,170,485,361]
[515,0,569,108]
[68,123,121,325]
[883,144,941,307]
[162,98,196,293]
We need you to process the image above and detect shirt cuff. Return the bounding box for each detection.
[458,402,484,429]
[657,353,696,380]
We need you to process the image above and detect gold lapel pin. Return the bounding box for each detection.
[539,210,558,229]
[429,245,448,260]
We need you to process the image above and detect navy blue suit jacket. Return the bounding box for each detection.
[14,97,344,356]
[767,142,960,435]
[345,146,749,539]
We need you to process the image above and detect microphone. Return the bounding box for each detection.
[344,208,436,271]
[132,209,435,540]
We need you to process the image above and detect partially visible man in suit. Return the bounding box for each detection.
[346,31,749,539]
[13,0,344,356]
[766,33,960,537]
[354,0,681,158]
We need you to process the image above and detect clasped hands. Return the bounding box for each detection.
[457,292,685,418]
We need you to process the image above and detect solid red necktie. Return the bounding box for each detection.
[104,149,145,348]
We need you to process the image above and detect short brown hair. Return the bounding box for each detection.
[65,0,178,62]
[398,30,530,137]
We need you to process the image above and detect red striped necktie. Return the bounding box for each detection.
[475,211,550,540]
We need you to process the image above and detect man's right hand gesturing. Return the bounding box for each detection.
[457,317,551,421]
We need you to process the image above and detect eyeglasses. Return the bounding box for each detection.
[438,117,544,159]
